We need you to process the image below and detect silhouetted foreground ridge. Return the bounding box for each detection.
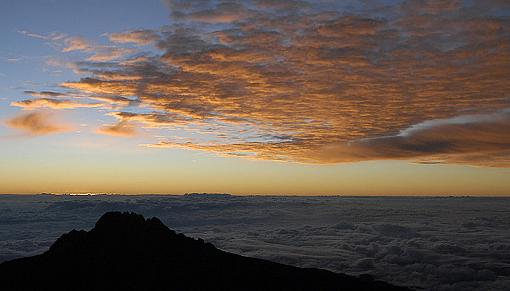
[0,212,410,290]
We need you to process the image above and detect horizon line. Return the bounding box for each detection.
[1,193,509,198]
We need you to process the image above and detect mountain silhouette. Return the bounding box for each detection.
[0,212,409,291]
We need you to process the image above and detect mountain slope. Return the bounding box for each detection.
[0,212,409,291]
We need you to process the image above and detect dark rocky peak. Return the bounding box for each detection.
[0,212,410,291]
[94,212,167,232]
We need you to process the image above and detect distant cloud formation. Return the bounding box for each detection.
[6,112,69,135]
[12,0,510,166]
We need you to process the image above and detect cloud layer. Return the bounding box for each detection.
[1,195,509,290]
[11,0,510,166]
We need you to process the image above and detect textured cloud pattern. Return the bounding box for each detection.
[9,0,510,165]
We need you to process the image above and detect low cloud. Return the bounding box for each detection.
[1,195,509,290]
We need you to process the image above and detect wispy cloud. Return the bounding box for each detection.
[23,91,66,98]
[17,30,66,41]
[108,30,161,46]
[18,31,136,62]
[61,36,136,62]
[11,98,103,110]
[97,120,137,137]
[62,36,92,52]
[6,112,70,135]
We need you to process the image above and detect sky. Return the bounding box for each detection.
[0,0,509,195]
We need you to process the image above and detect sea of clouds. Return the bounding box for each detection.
[0,195,509,290]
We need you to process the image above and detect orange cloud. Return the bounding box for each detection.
[11,98,104,110]
[312,111,510,165]
[23,91,66,98]
[62,36,92,52]
[61,36,135,62]
[6,112,70,135]
[86,47,136,62]
[97,120,136,137]
[108,30,160,45]
[146,111,510,166]
[169,1,251,23]
[14,0,510,166]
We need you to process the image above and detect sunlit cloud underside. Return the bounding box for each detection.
[6,0,510,167]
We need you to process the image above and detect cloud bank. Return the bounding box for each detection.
[1,195,509,290]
